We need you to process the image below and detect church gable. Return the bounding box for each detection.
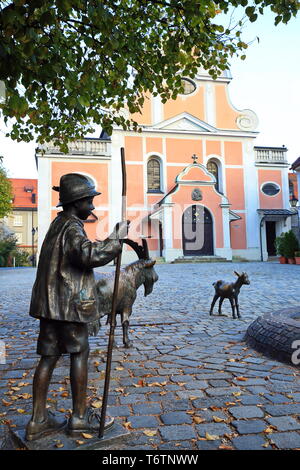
[150,113,217,134]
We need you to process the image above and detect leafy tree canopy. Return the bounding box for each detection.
[0,159,13,218]
[0,0,299,151]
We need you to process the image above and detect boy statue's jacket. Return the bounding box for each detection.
[29,213,121,324]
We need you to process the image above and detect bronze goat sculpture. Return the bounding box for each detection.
[209,271,250,319]
[91,238,158,348]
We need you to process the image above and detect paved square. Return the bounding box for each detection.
[0,262,300,450]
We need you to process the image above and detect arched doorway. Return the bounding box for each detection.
[182,205,213,256]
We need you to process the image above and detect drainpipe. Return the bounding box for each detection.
[259,216,266,262]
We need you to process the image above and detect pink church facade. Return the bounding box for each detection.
[37,69,293,263]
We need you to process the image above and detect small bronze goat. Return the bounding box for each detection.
[93,238,158,348]
[209,271,250,319]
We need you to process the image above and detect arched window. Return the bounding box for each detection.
[207,160,220,192]
[147,158,162,192]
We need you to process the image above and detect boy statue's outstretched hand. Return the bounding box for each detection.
[110,220,130,241]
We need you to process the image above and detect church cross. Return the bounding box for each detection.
[192,154,198,164]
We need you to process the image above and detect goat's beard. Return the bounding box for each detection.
[144,282,153,297]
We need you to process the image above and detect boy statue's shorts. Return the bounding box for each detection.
[37,318,89,356]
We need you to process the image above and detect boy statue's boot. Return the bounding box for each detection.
[25,410,67,441]
[67,407,114,436]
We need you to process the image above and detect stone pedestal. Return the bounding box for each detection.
[8,416,130,450]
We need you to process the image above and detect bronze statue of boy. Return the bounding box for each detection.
[25,173,129,441]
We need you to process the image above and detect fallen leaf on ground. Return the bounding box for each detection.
[205,432,220,441]
[2,400,12,407]
[82,433,93,439]
[264,426,277,434]
[219,444,233,450]
[193,416,205,424]
[54,440,64,449]
[54,441,64,448]
[235,377,248,382]
[225,402,236,406]
[210,406,221,411]
[232,391,242,397]
[143,430,157,437]
[224,433,238,439]
[18,393,31,400]
[149,381,167,387]
[17,409,26,414]
[91,400,102,409]
[115,367,124,371]
[123,421,133,430]
[213,416,226,423]
[76,440,85,445]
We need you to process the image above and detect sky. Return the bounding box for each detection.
[1,8,299,178]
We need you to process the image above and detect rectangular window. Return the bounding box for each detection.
[13,215,23,226]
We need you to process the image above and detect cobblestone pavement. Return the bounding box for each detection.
[0,262,300,451]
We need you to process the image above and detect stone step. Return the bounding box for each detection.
[172,256,230,263]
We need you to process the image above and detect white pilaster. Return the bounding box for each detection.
[162,204,176,262]
[110,132,124,232]
[281,167,290,209]
[243,140,260,249]
[37,155,51,255]
[205,82,216,127]
[152,94,163,124]
[219,204,232,260]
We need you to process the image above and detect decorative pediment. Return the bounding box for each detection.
[176,163,216,185]
[150,113,218,133]
[163,118,209,132]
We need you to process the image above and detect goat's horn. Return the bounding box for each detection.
[122,239,144,259]
[142,238,150,259]
[234,271,240,277]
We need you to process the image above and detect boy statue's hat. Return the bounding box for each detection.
[52,173,101,207]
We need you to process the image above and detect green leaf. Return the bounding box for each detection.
[0,0,296,144]
[78,96,90,107]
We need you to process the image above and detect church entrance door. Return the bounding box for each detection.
[182,205,213,256]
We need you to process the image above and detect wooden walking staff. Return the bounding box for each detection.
[99,147,127,439]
